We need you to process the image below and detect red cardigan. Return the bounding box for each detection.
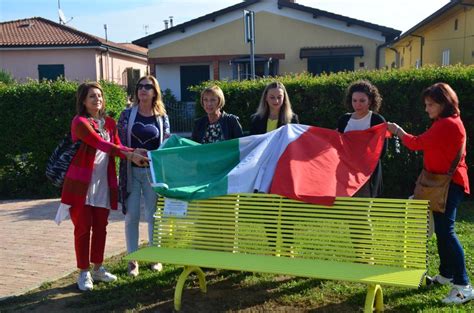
[61,115,133,210]
[401,116,469,194]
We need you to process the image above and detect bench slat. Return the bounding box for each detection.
[151,194,429,269]
[125,247,426,288]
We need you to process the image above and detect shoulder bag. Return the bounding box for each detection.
[413,142,465,213]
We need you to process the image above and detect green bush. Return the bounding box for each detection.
[0,80,127,199]
[192,65,474,198]
[0,69,15,85]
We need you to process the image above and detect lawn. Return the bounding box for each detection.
[1,201,473,312]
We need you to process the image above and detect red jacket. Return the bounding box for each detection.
[61,115,133,209]
[401,116,469,194]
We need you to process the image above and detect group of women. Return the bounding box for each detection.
[57,75,470,304]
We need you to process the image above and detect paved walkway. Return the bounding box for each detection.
[0,199,147,300]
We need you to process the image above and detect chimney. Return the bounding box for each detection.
[169,16,174,28]
[164,20,169,29]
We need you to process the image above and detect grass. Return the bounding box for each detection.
[1,202,474,312]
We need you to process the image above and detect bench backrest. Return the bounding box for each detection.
[154,193,429,269]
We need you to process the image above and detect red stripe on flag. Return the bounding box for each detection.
[270,123,387,205]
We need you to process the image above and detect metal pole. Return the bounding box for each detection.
[249,11,255,80]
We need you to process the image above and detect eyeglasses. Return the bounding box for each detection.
[137,83,154,90]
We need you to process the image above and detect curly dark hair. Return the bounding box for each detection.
[344,80,382,113]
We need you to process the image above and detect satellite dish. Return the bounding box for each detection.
[58,9,66,24]
[58,8,73,25]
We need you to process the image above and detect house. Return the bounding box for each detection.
[385,0,474,69]
[0,17,148,92]
[133,0,400,101]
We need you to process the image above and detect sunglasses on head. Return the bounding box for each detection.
[137,83,154,90]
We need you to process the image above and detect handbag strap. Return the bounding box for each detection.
[447,140,465,176]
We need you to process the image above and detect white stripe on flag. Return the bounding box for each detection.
[227,124,310,194]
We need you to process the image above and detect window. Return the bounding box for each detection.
[180,65,210,102]
[454,19,458,31]
[415,59,421,69]
[230,57,278,80]
[122,68,141,96]
[442,49,450,66]
[300,46,362,75]
[38,64,64,80]
[307,56,354,75]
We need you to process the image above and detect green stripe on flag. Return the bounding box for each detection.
[150,136,241,200]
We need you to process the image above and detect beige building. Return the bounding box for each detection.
[133,0,400,101]
[1,17,148,92]
[385,0,474,69]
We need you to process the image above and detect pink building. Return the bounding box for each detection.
[0,17,148,92]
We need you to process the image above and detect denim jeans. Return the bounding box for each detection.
[125,166,157,254]
[433,183,468,286]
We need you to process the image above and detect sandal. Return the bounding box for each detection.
[442,285,474,304]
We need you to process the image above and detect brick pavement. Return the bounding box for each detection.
[0,199,147,300]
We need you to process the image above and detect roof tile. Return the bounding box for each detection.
[1,17,147,56]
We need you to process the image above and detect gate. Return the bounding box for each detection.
[165,101,195,137]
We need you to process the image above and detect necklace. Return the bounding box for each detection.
[90,117,108,139]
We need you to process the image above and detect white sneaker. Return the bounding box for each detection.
[151,262,163,272]
[128,261,139,277]
[77,271,93,291]
[91,266,117,283]
[442,285,474,304]
[428,274,453,286]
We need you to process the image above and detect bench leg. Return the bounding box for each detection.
[174,266,207,311]
[364,284,383,313]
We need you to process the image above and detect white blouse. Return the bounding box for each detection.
[344,111,372,132]
[55,131,111,225]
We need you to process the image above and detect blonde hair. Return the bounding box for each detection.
[201,85,225,110]
[134,75,167,116]
[256,82,294,124]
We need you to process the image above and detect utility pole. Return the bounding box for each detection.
[243,10,255,80]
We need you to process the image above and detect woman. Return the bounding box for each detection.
[57,82,148,291]
[118,75,171,277]
[387,82,471,304]
[191,85,243,143]
[337,80,387,197]
[250,82,298,135]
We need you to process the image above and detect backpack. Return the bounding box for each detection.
[45,132,81,188]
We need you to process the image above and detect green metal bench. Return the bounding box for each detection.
[125,193,429,312]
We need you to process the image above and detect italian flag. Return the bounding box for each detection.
[149,123,387,205]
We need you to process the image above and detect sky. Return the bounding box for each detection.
[0,0,450,43]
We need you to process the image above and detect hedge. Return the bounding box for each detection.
[192,65,474,198]
[0,80,127,199]
[1,66,472,199]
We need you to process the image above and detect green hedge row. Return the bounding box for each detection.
[0,80,127,199]
[192,65,474,198]
[1,67,472,199]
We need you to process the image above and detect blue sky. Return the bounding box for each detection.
[0,0,449,43]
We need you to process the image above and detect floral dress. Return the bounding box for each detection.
[202,122,224,144]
